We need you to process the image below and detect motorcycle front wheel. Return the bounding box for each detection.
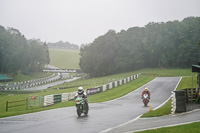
[84,105,89,115]
[77,105,82,117]
[143,99,148,107]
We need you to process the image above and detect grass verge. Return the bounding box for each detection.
[135,121,200,133]
[1,72,52,83]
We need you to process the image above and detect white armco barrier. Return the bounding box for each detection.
[119,80,122,85]
[103,85,107,92]
[124,78,126,84]
[43,73,140,106]
[130,76,133,80]
[68,92,77,100]
[115,81,118,87]
[62,93,69,102]
[44,95,54,106]
[108,83,112,89]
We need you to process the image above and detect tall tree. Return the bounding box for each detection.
[0,26,50,76]
[79,17,200,77]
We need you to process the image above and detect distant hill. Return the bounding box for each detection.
[47,41,79,50]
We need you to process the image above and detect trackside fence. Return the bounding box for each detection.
[44,92,77,106]
[6,98,28,112]
[87,74,140,95]
[171,88,200,114]
[6,95,42,112]
[27,95,42,108]
[184,88,197,103]
[44,74,140,106]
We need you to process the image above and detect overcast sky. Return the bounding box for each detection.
[0,0,200,46]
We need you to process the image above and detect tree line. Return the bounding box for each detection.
[0,26,50,76]
[80,17,200,77]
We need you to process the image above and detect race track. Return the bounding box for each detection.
[0,77,181,133]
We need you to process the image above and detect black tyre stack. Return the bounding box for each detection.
[175,90,186,113]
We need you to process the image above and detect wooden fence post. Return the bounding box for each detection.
[6,101,8,112]
[26,97,28,110]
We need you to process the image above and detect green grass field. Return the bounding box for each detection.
[13,72,52,82]
[134,68,193,77]
[49,48,80,69]
[136,121,200,133]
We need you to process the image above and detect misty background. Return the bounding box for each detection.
[0,0,200,46]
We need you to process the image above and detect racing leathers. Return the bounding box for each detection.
[74,91,89,110]
[141,90,151,99]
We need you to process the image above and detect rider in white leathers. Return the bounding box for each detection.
[74,87,89,110]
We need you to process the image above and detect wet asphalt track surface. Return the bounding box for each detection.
[0,77,181,133]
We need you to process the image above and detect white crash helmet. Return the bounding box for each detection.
[78,87,84,94]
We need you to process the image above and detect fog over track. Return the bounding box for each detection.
[0,77,183,133]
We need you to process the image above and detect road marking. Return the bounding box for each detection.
[153,77,182,110]
[100,114,143,133]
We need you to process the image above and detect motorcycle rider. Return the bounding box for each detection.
[141,87,151,99]
[74,87,89,110]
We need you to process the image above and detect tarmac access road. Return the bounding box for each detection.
[0,77,183,133]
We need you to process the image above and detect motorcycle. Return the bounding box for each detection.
[142,93,149,107]
[75,96,88,117]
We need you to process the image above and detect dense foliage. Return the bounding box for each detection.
[80,17,200,77]
[0,26,50,76]
[47,41,79,50]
